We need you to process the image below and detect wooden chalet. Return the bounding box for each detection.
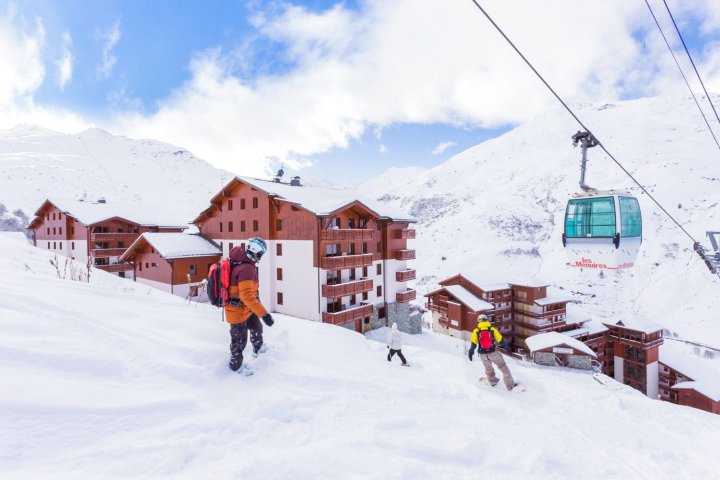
[28,199,186,277]
[525,332,597,370]
[119,233,221,300]
[191,176,419,333]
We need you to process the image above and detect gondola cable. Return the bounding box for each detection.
[644,0,720,154]
[661,0,720,130]
[467,0,697,247]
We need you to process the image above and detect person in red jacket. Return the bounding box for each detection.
[225,238,274,372]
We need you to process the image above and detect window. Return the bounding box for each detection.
[241,242,246,250]
[349,269,356,280]
[220,222,223,233]
[53,227,56,235]
[362,266,368,277]
[620,196,642,238]
[376,285,382,297]
[58,213,62,220]
[565,196,616,238]
[362,292,368,301]
[139,262,143,272]
[277,292,284,305]
[277,268,283,281]
[151,262,158,267]
[145,263,149,268]
[377,242,381,253]
[276,219,282,231]
[376,264,382,275]
[252,197,258,208]
[190,264,197,275]
[228,200,233,211]
[253,220,259,231]
[277,243,283,256]
[59,227,62,235]
[53,242,56,249]
[47,227,50,234]
[59,242,62,250]
[348,218,356,229]
[47,242,50,248]
[118,242,125,248]
[378,306,386,319]
[52,213,56,220]
[349,243,356,255]
[71,242,75,250]
[350,294,356,306]
[228,221,234,233]
[240,198,246,209]
[362,242,368,254]
[229,243,234,251]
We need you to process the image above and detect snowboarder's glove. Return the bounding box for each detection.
[468,351,473,361]
[387,345,390,349]
[262,313,275,327]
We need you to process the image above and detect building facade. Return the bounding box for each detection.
[192,176,419,333]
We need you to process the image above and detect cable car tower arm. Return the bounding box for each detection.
[572,131,598,192]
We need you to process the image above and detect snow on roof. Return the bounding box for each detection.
[603,318,664,334]
[239,177,415,221]
[525,332,597,357]
[458,273,510,292]
[508,278,550,288]
[48,198,189,227]
[534,291,574,306]
[443,285,494,312]
[564,320,609,338]
[661,344,720,401]
[134,233,221,259]
[671,381,720,402]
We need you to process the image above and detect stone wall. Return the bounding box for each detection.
[534,351,557,366]
[534,351,593,369]
[567,355,593,370]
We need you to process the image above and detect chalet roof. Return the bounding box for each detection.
[443,285,494,312]
[508,278,551,288]
[202,176,415,223]
[453,273,510,292]
[563,320,609,337]
[602,318,664,334]
[525,332,597,357]
[121,233,221,261]
[30,198,189,229]
[534,292,574,306]
[661,344,720,401]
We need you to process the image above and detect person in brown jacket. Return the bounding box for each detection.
[225,238,274,373]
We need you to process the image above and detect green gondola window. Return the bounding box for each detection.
[619,196,642,238]
[565,197,616,238]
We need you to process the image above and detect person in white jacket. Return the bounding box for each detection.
[386,323,408,366]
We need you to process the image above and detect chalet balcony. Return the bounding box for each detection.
[396,289,416,303]
[93,248,128,257]
[95,263,133,273]
[322,304,374,325]
[322,279,373,298]
[320,253,373,270]
[427,303,448,314]
[396,269,416,282]
[396,228,416,240]
[395,249,416,261]
[91,233,139,242]
[320,229,374,241]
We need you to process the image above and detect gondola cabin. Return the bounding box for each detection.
[562,189,641,269]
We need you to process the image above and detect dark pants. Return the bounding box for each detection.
[387,348,407,365]
[228,314,264,371]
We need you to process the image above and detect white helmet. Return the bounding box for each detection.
[246,237,267,263]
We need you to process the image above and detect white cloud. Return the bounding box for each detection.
[0,5,45,107]
[432,141,456,156]
[97,19,121,80]
[56,31,72,89]
[379,144,386,153]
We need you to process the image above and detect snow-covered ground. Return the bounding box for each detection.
[1,232,719,479]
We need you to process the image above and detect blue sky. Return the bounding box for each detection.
[3,1,720,183]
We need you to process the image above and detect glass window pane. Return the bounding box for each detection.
[619,196,642,238]
[565,197,616,238]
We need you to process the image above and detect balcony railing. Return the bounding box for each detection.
[320,229,374,241]
[395,249,416,261]
[428,303,448,314]
[396,269,416,282]
[320,253,373,270]
[322,304,374,325]
[95,263,133,273]
[396,228,416,240]
[322,279,373,298]
[93,248,128,257]
[396,289,416,303]
[91,233,139,242]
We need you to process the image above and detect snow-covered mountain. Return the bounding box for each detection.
[0,125,234,225]
[361,95,720,347]
[1,231,718,479]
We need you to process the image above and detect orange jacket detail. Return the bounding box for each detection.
[224,279,268,324]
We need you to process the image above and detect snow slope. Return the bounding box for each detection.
[0,125,234,225]
[1,232,719,479]
[361,96,720,347]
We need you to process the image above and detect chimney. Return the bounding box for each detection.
[290,176,301,186]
